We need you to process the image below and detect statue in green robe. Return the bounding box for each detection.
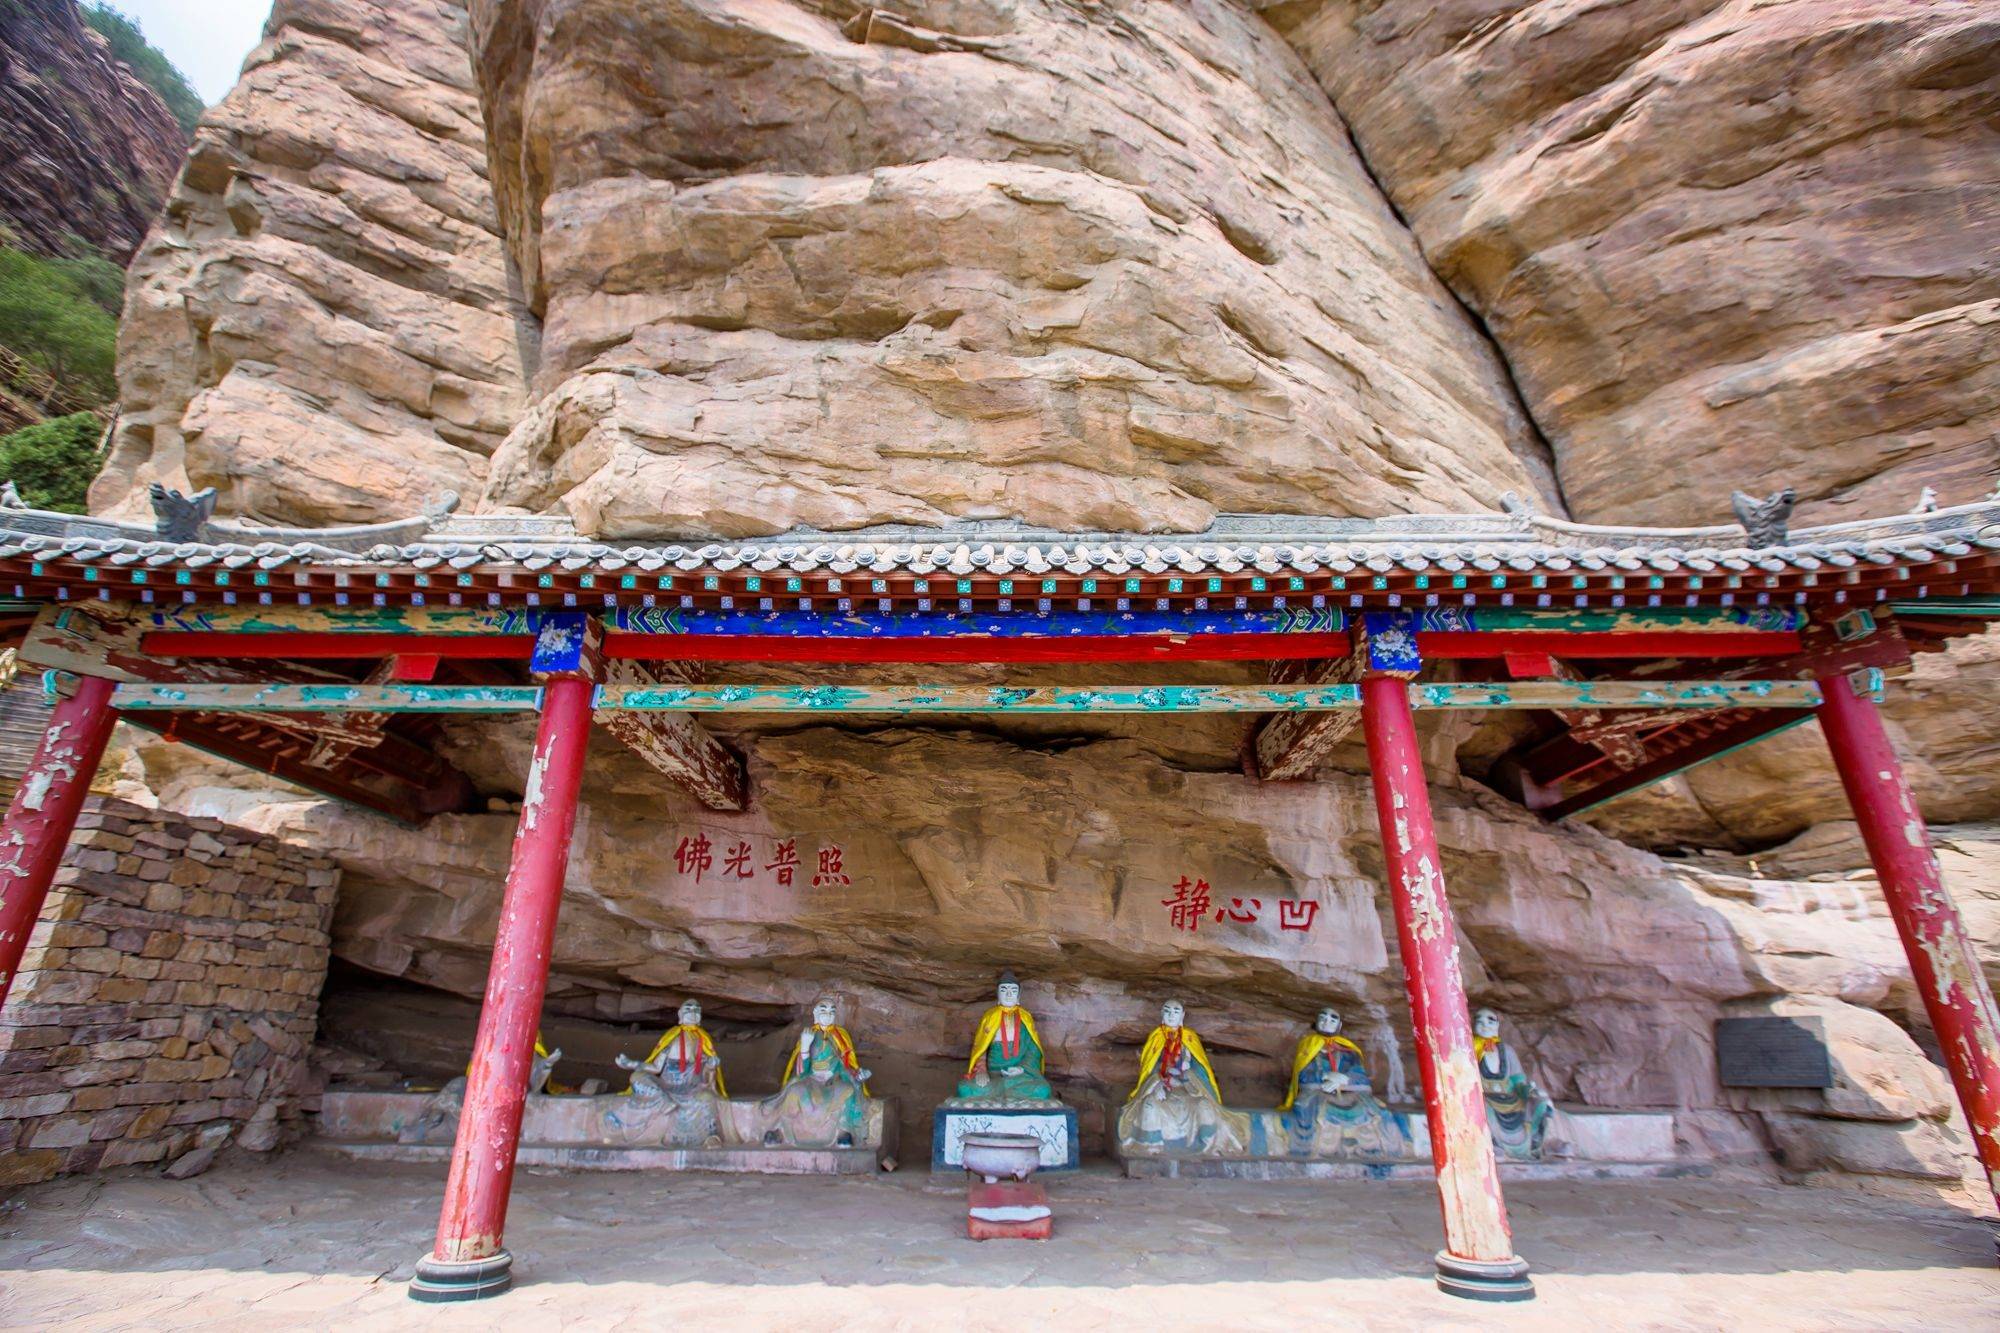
[954,972,1054,1102]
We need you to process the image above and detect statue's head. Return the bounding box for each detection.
[678,999,702,1027]
[1315,1007,1342,1036]
[997,971,1021,1007]
[1160,999,1185,1029]
[812,998,839,1027]
[1473,1007,1501,1039]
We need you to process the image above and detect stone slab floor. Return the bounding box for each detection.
[0,1149,1994,1330]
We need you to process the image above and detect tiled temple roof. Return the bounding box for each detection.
[1,492,1996,610]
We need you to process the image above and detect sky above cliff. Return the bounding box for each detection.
[105,0,271,105]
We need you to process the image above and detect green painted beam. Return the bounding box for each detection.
[113,682,544,713]
[109,679,1823,714]
[1888,597,2000,618]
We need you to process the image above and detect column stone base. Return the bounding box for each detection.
[409,1251,514,1302]
[1433,1250,1535,1302]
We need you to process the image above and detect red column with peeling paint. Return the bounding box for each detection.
[0,675,119,1013]
[1361,674,1533,1301]
[1818,673,2000,1210]
[412,677,592,1302]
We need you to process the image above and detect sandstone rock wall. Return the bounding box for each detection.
[128,721,1990,1198]
[90,0,535,526]
[466,0,1556,537]
[0,0,188,262]
[1263,0,2000,528]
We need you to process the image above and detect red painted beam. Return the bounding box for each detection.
[117,713,477,822]
[141,632,534,660]
[1418,630,1799,660]
[1538,709,1812,821]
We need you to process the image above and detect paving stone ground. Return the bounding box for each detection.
[0,1147,1995,1330]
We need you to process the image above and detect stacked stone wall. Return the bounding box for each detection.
[0,797,339,1185]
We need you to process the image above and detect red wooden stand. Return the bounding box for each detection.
[410,676,593,1301]
[1817,673,2000,1215]
[967,1179,1052,1241]
[0,675,119,1014]
[1362,674,1534,1301]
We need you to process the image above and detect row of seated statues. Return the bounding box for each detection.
[421,997,882,1153]
[428,977,1557,1163]
[942,976,1556,1163]
[1114,999,1556,1162]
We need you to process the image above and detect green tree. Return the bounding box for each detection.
[81,3,205,134]
[0,246,121,407]
[0,412,107,513]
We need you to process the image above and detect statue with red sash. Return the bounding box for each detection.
[1117,999,1249,1154]
[618,998,726,1145]
[1278,1006,1405,1159]
[758,997,872,1148]
[954,972,1054,1102]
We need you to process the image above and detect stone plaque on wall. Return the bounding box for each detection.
[1715,1017,1833,1088]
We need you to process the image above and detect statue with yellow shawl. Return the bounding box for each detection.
[1116,1000,1250,1155]
[954,972,1054,1102]
[758,997,873,1148]
[1473,1007,1557,1160]
[617,998,727,1146]
[409,1030,565,1146]
[934,972,1079,1171]
[1278,1007,1406,1159]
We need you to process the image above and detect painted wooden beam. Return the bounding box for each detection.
[596,659,746,812]
[1540,711,1817,821]
[114,683,544,713]
[117,713,478,824]
[1255,654,1362,781]
[601,631,1354,664]
[611,606,1347,639]
[133,603,1803,667]
[143,605,541,635]
[1402,606,1805,634]
[140,631,534,660]
[1418,630,1801,659]
[107,679,1826,714]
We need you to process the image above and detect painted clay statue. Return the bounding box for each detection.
[528,1035,562,1096]
[411,1032,561,1143]
[955,972,1054,1102]
[1473,1007,1556,1160]
[1117,999,1249,1154]
[759,997,872,1148]
[618,999,726,1145]
[1279,1007,1406,1159]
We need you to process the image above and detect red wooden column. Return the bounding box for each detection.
[1817,672,2000,1212]
[1362,672,1534,1301]
[0,675,120,1013]
[410,673,593,1302]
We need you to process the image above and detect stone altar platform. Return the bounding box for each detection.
[317,1088,897,1174]
[1118,1106,1683,1180]
[932,1104,1081,1173]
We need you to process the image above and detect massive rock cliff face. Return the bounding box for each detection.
[91,0,534,525]
[1263,0,2000,529]
[0,0,187,261]
[92,0,2000,1196]
[464,0,1555,537]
